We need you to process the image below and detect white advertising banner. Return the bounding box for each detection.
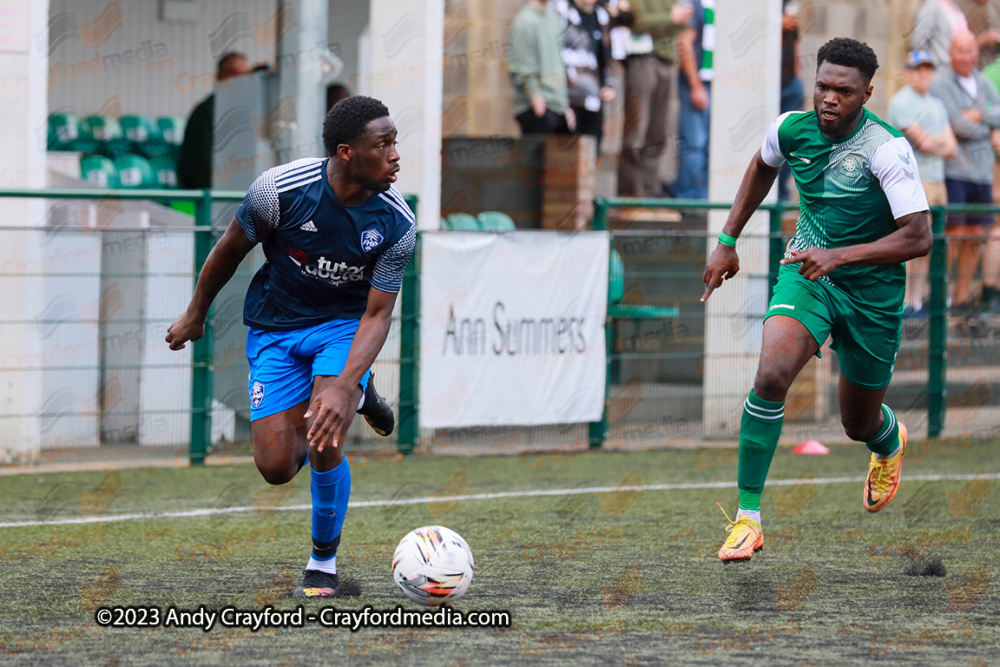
[419,231,609,428]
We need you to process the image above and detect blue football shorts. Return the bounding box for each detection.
[246,319,371,421]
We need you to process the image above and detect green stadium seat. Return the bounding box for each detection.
[120,114,167,160]
[75,118,94,142]
[83,115,130,157]
[79,155,120,188]
[609,248,625,304]
[477,211,516,231]
[120,115,162,144]
[47,113,80,151]
[444,213,481,231]
[123,115,175,159]
[156,116,186,145]
[113,154,156,188]
[606,247,680,318]
[148,153,178,188]
[57,114,99,154]
[81,115,123,142]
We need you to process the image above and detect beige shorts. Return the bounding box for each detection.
[924,180,947,207]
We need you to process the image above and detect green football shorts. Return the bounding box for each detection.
[764,264,903,390]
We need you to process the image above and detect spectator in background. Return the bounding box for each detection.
[177,52,251,189]
[554,0,617,147]
[930,30,1000,317]
[888,50,958,319]
[978,49,1000,318]
[956,0,1000,66]
[777,0,805,202]
[603,0,636,62]
[670,0,712,199]
[618,0,691,197]
[508,0,576,135]
[326,83,351,112]
[912,0,970,69]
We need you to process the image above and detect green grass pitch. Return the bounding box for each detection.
[0,437,997,665]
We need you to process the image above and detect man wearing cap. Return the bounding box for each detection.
[888,50,958,319]
[930,29,1000,318]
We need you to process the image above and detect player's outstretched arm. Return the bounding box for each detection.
[305,288,397,452]
[701,151,780,302]
[165,218,256,350]
[782,211,932,280]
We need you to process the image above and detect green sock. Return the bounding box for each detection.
[739,489,761,512]
[737,389,785,511]
[866,404,899,457]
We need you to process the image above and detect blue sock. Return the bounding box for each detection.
[310,458,351,562]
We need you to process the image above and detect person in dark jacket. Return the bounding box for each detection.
[177,52,251,189]
[554,0,618,146]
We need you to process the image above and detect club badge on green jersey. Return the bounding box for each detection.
[840,154,861,175]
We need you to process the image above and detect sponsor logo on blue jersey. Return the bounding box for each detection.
[287,252,365,286]
[361,228,384,252]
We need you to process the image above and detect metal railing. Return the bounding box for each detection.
[587,198,964,445]
[2,188,997,464]
[396,198,994,453]
[0,188,417,467]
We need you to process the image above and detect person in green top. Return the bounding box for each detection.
[508,0,576,135]
[701,38,933,563]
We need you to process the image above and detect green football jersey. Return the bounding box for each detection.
[760,108,928,308]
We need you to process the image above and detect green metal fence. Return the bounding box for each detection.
[402,199,998,455]
[0,188,416,468]
[589,198,792,448]
[584,198,980,447]
[2,188,998,467]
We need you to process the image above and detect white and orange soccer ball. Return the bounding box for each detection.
[392,526,474,607]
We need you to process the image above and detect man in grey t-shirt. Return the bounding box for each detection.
[930,30,1000,316]
[888,50,957,318]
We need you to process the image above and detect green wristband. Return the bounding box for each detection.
[718,232,738,247]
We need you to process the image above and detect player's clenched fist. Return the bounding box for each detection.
[701,245,740,302]
[165,310,205,350]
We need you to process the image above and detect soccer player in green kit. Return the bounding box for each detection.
[701,38,932,562]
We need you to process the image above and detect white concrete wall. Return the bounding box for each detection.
[139,231,193,447]
[46,0,277,118]
[0,0,48,460]
[369,0,443,231]
[37,228,103,451]
[328,0,370,93]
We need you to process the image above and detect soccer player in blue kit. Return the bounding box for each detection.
[166,96,415,597]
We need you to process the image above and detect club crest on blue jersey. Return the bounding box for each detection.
[251,381,265,408]
[361,228,384,252]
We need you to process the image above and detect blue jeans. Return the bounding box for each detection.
[778,77,805,201]
[672,77,711,200]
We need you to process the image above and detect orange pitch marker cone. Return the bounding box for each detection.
[792,440,829,455]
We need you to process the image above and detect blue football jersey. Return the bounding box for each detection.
[234,157,416,330]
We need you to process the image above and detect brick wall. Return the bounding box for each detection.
[795,0,912,118]
[441,136,544,228]
[439,0,917,225]
[443,0,520,138]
